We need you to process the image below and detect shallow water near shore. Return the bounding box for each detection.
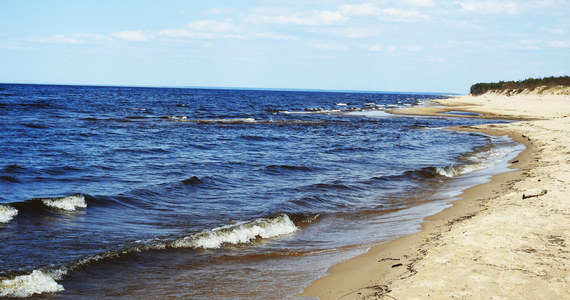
[0,84,522,298]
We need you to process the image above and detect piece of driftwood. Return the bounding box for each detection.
[522,190,548,199]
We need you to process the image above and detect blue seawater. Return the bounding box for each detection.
[0,84,521,298]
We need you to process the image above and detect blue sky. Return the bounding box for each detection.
[1,0,569,93]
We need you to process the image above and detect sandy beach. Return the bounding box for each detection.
[301,92,570,299]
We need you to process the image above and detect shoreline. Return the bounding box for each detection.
[300,94,569,299]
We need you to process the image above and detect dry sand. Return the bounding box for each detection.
[300,93,570,299]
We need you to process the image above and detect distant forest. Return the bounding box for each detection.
[470,76,570,95]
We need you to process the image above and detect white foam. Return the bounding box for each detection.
[0,270,64,298]
[196,118,257,123]
[0,205,18,223]
[168,115,188,121]
[217,118,256,123]
[346,110,393,118]
[42,194,86,211]
[435,165,466,178]
[172,214,298,249]
[436,138,525,178]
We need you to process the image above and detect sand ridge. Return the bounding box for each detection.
[300,94,570,299]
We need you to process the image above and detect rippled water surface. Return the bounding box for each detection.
[0,84,522,298]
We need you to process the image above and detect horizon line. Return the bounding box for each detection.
[0,81,462,96]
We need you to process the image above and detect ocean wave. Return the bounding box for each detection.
[436,142,524,178]
[435,165,469,178]
[168,115,188,121]
[369,141,523,183]
[308,182,359,191]
[181,176,204,185]
[0,205,18,223]
[264,164,314,174]
[197,118,257,124]
[0,175,20,183]
[281,109,342,115]
[2,164,27,173]
[37,193,87,211]
[371,167,442,183]
[0,270,65,298]
[171,214,298,249]
[0,213,308,297]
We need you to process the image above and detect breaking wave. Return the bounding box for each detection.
[436,141,524,178]
[0,205,18,223]
[0,213,303,297]
[0,270,65,298]
[37,193,87,211]
[369,140,523,185]
[435,165,469,178]
[171,214,298,249]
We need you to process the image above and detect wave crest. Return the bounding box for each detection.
[435,165,467,178]
[0,270,64,298]
[0,205,18,223]
[39,193,87,211]
[172,214,298,249]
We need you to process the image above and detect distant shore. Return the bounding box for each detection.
[300,92,570,299]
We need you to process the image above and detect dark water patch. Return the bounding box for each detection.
[21,123,50,129]
[182,176,203,185]
[41,165,84,176]
[240,134,284,142]
[3,164,27,173]
[308,182,359,191]
[0,175,20,183]
[371,167,446,183]
[125,115,151,120]
[288,195,335,210]
[264,164,314,175]
[326,145,375,153]
[16,101,53,109]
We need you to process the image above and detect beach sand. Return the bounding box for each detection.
[300,93,570,299]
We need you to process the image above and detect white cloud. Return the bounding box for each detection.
[516,40,542,50]
[249,9,347,26]
[402,0,435,7]
[457,1,547,15]
[339,3,429,22]
[158,26,296,41]
[367,44,385,52]
[548,40,570,48]
[247,32,298,40]
[339,3,378,16]
[366,44,423,52]
[338,27,380,38]
[159,29,196,38]
[541,27,565,35]
[188,20,241,33]
[402,45,424,51]
[111,30,149,42]
[34,34,85,44]
[308,42,348,51]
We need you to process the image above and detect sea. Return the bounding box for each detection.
[0,84,524,298]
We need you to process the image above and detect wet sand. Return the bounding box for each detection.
[300,93,570,299]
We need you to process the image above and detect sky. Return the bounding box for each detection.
[1,0,569,94]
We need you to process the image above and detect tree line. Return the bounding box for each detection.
[470,76,570,95]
